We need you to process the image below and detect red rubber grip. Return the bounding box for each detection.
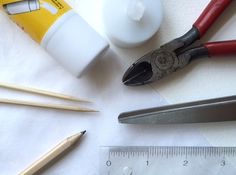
[193,0,232,37]
[205,40,236,56]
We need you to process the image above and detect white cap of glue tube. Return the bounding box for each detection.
[103,0,163,48]
[41,10,109,77]
[3,0,40,15]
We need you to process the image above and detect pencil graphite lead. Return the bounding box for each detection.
[81,130,86,135]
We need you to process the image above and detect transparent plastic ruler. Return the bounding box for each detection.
[100,146,236,175]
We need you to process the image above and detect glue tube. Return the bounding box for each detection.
[1,0,109,77]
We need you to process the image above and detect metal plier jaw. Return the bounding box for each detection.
[123,0,236,86]
[123,27,201,85]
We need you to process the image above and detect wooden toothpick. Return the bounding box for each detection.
[0,82,91,103]
[0,98,97,112]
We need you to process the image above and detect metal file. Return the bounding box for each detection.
[119,95,236,124]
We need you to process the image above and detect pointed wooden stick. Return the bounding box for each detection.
[19,131,86,175]
[0,98,98,112]
[0,82,91,103]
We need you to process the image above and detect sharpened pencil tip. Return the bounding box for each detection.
[81,130,86,135]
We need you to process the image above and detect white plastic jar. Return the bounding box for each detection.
[103,0,163,48]
[1,0,109,77]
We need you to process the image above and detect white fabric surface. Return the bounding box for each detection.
[0,0,235,174]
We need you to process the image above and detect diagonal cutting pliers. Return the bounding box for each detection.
[122,0,236,86]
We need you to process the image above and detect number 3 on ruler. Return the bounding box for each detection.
[221,160,226,166]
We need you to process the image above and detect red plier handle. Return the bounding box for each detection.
[194,0,232,37]
[205,41,236,56]
[193,0,236,57]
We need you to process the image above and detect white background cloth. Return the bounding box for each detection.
[0,0,236,174]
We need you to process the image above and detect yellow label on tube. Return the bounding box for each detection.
[0,0,71,42]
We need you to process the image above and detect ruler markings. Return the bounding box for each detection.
[109,147,236,157]
[101,146,236,174]
[106,146,236,160]
[204,147,206,159]
[106,147,236,160]
[185,147,187,159]
[223,147,226,157]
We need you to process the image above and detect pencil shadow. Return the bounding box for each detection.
[34,137,85,175]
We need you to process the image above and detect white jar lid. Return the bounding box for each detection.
[42,11,109,77]
[103,0,163,48]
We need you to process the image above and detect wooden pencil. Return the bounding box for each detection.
[19,131,86,175]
